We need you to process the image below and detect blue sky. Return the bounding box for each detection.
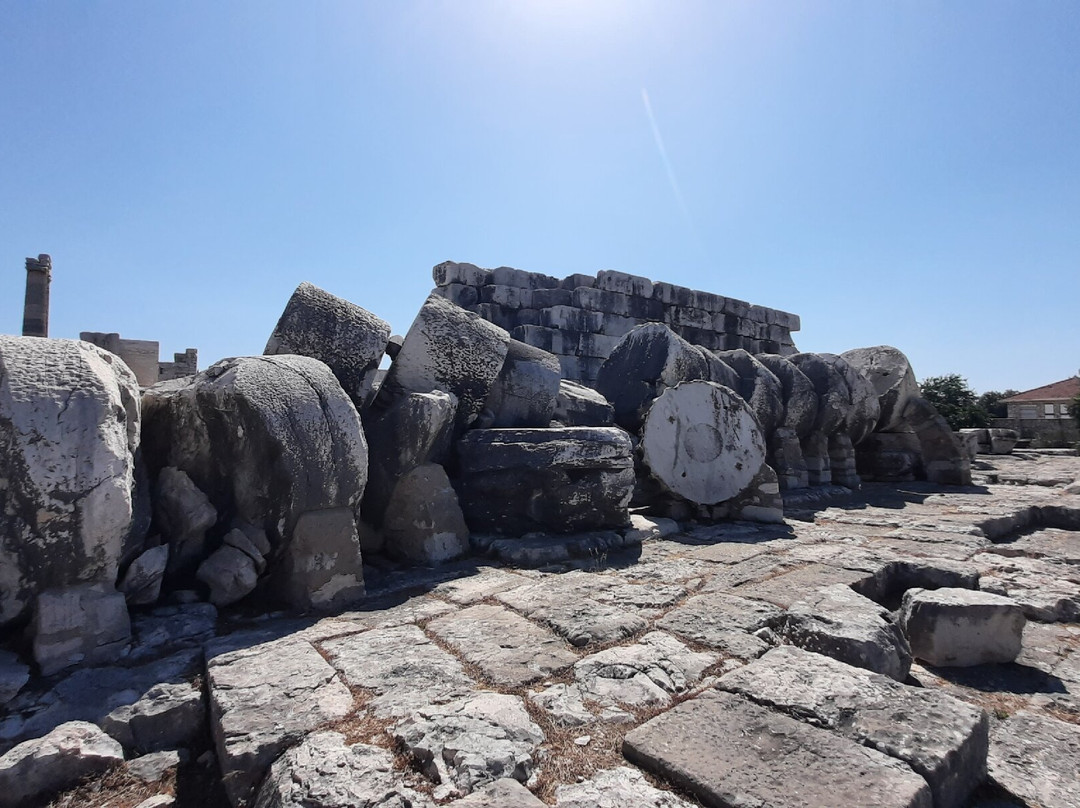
[2,2,1077,393]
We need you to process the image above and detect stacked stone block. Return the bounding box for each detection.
[432,262,800,386]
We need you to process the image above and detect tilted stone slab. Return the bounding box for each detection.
[732,562,873,609]
[623,689,933,808]
[321,624,475,718]
[718,646,988,808]
[779,583,912,680]
[657,591,781,659]
[988,710,1080,808]
[426,604,577,687]
[264,281,390,410]
[207,638,354,807]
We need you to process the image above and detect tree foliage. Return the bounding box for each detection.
[920,374,990,431]
[977,389,1019,419]
[1071,388,1080,430]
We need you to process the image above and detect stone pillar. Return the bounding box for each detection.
[22,254,51,337]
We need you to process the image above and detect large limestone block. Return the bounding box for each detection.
[779,584,912,680]
[153,466,216,577]
[623,689,933,808]
[900,587,1025,666]
[755,353,818,436]
[455,427,634,534]
[142,354,368,556]
[988,710,1080,808]
[551,379,614,426]
[714,349,784,436]
[377,294,510,436]
[278,507,365,610]
[719,646,989,808]
[0,336,141,627]
[0,720,124,808]
[856,431,923,481]
[433,260,493,288]
[383,463,469,564]
[480,339,560,428]
[595,323,719,431]
[207,638,354,806]
[361,389,456,527]
[32,583,132,675]
[821,352,882,445]
[901,397,972,486]
[640,381,767,505]
[840,345,921,433]
[264,282,391,410]
[789,352,852,436]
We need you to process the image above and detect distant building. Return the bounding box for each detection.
[995,377,1079,446]
[80,332,198,387]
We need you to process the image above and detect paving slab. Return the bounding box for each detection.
[431,569,531,604]
[623,689,933,808]
[973,553,1080,621]
[321,624,476,717]
[731,562,872,608]
[719,646,988,808]
[574,631,716,717]
[554,765,694,807]
[656,592,780,658]
[206,638,354,806]
[303,596,457,641]
[426,604,577,687]
[988,710,1080,808]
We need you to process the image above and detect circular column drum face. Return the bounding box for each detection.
[641,380,766,505]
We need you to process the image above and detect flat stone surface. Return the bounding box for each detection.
[427,604,577,687]
[719,646,988,808]
[988,710,1080,808]
[432,569,530,604]
[574,631,716,716]
[448,777,546,807]
[321,625,476,718]
[394,691,544,798]
[554,766,695,807]
[525,599,649,647]
[656,592,780,658]
[207,638,354,806]
[973,553,1080,622]
[731,562,871,607]
[623,689,934,808]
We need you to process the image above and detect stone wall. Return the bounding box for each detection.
[991,416,1079,448]
[80,332,198,386]
[160,348,199,382]
[431,262,801,386]
[22,254,51,338]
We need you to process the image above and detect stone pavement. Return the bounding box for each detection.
[8,451,1080,807]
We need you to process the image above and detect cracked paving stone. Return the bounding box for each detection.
[426,604,577,688]
[554,766,695,807]
[730,562,873,608]
[432,569,531,604]
[656,591,781,659]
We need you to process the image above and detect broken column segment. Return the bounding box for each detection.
[840,345,921,433]
[756,353,818,490]
[376,293,510,437]
[789,353,853,486]
[479,339,561,428]
[639,381,767,506]
[264,282,391,411]
[454,427,635,534]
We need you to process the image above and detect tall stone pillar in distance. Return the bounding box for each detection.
[22,254,52,337]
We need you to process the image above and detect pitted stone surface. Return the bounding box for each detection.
[394,692,544,797]
[657,592,781,658]
[322,624,475,717]
[719,646,988,808]
[554,766,695,807]
[988,710,1080,808]
[573,631,716,715]
[427,604,577,687]
[207,638,354,806]
[623,689,934,808]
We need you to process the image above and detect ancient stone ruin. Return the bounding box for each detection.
[1,259,1078,808]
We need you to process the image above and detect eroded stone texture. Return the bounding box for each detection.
[154,466,217,577]
[623,689,933,808]
[779,583,912,680]
[657,591,780,658]
[0,720,124,808]
[840,345,921,433]
[254,730,434,808]
[448,777,545,807]
[377,293,510,436]
[142,355,368,562]
[426,604,577,687]
[480,339,561,428]
[552,379,615,426]
[988,710,1080,808]
[455,427,634,534]
[394,692,544,797]
[640,381,767,505]
[719,646,988,808]
[207,638,354,806]
[0,336,141,627]
[713,348,784,438]
[383,463,469,564]
[265,282,391,411]
[554,766,695,807]
[902,396,972,486]
[32,584,131,676]
[820,352,882,446]
[278,507,365,610]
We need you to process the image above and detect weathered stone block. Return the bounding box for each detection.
[383,463,469,564]
[480,284,529,309]
[32,584,131,676]
[491,266,559,289]
[434,282,480,308]
[560,273,595,290]
[651,281,694,307]
[434,261,492,287]
[900,587,1025,666]
[552,380,615,426]
[596,269,653,297]
[530,288,572,308]
[277,507,364,611]
[539,305,603,332]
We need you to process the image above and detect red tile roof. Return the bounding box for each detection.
[1001,377,1080,403]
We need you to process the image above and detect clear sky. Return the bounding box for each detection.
[2,2,1077,394]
